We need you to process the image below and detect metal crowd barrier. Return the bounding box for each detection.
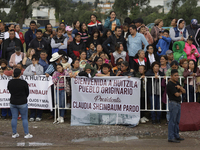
[52,75,198,123]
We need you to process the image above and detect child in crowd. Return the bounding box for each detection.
[140,25,153,44]
[96,63,115,76]
[184,35,200,62]
[52,63,71,123]
[61,55,71,70]
[135,65,149,124]
[156,30,171,56]
[112,58,124,74]
[69,59,81,78]
[122,23,129,41]
[79,60,87,71]
[78,63,97,78]
[172,41,187,62]
[16,63,25,75]
[51,27,68,54]
[0,59,13,76]
[99,52,109,64]
[68,33,86,60]
[23,55,44,76]
[87,43,96,60]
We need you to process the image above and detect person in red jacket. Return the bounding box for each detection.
[15,25,25,45]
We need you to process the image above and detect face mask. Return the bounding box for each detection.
[1,67,6,70]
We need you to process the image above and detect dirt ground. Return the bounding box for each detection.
[1,112,200,150]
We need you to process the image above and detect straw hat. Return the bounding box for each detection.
[50,52,62,62]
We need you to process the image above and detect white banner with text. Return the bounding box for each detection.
[71,76,141,126]
[0,75,53,110]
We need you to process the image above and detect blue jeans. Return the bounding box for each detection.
[166,100,170,122]
[56,89,66,117]
[1,108,12,117]
[149,95,161,121]
[10,104,29,134]
[168,101,181,140]
[30,109,43,118]
[184,85,194,102]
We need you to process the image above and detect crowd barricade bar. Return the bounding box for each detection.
[53,76,71,123]
[52,75,197,122]
[141,76,196,112]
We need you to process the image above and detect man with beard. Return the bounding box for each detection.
[29,29,49,56]
[43,23,53,44]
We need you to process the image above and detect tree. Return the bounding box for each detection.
[94,0,99,8]
[113,0,150,23]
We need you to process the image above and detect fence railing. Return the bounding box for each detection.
[52,75,197,122]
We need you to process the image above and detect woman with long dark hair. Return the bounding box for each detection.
[78,22,89,43]
[183,59,200,102]
[86,28,102,48]
[88,14,103,35]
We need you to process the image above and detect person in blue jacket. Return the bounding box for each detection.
[25,21,37,52]
[156,30,171,57]
[104,11,121,31]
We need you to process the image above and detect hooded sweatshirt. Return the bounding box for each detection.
[170,18,189,42]
[184,42,200,62]
[172,41,187,62]
[78,63,97,77]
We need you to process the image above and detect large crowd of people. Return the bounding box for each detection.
[0,12,200,130]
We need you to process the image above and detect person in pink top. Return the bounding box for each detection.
[184,35,200,62]
[139,25,153,44]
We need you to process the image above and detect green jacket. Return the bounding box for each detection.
[166,66,184,76]
[79,63,97,77]
[173,41,187,62]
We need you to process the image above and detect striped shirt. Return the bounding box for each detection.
[78,31,88,43]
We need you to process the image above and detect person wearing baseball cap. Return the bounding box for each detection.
[166,50,174,68]
[186,19,199,47]
[64,26,75,47]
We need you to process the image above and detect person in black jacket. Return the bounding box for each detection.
[25,21,37,51]
[29,29,50,56]
[102,26,127,56]
[43,23,53,44]
[145,44,160,71]
[68,33,86,60]
[7,68,33,139]
[96,63,115,76]
[2,30,23,61]
[86,28,102,48]
[145,61,164,124]
[116,61,135,77]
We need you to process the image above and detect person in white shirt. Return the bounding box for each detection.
[9,47,25,69]
[4,24,19,40]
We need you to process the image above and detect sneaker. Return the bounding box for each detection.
[57,117,61,122]
[18,114,21,120]
[12,133,19,138]
[24,133,33,139]
[2,116,6,119]
[29,118,34,122]
[142,117,149,122]
[59,117,64,123]
[35,117,42,122]
[140,118,146,124]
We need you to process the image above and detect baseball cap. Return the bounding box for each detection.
[188,35,194,41]
[166,50,173,55]
[191,19,198,25]
[65,26,73,31]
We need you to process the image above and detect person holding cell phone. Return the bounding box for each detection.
[184,35,200,62]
